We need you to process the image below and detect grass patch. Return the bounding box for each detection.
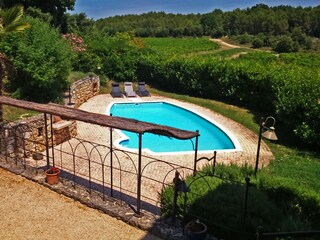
[3,105,39,122]
[68,71,89,84]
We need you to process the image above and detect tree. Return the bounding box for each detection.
[0,5,29,124]
[0,17,73,102]
[0,0,75,27]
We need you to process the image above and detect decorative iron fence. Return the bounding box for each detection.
[0,98,199,215]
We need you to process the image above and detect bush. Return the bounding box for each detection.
[136,51,320,148]
[273,36,298,53]
[252,37,264,48]
[0,17,73,102]
[83,32,143,82]
[237,33,252,44]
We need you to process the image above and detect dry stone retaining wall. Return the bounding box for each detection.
[2,115,77,158]
[2,75,99,158]
[71,76,100,108]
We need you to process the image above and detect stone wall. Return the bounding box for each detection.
[3,115,77,158]
[2,75,99,159]
[71,75,100,108]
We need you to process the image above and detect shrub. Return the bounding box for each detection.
[0,17,73,102]
[252,37,264,48]
[237,33,252,44]
[136,51,320,148]
[273,36,298,53]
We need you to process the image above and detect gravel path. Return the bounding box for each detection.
[0,168,161,240]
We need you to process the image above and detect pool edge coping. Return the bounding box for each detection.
[106,99,243,156]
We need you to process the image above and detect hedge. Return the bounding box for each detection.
[136,52,320,148]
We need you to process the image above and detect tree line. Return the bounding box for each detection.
[1,2,319,52]
[1,2,319,40]
[94,4,320,51]
[95,4,320,39]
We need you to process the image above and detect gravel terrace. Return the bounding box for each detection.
[0,168,161,240]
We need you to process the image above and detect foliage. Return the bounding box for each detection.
[92,4,320,51]
[95,12,203,37]
[252,37,264,48]
[235,33,252,44]
[0,17,73,102]
[62,33,86,52]
[0,5,30,36]
[0,0,75,27]
[142,37,219,56]
[67,71,88,84]
[136,51,320,148]
[25,6,52,23]
[272,35,298,53]
[79,32,145,82]
[60,12,94,35]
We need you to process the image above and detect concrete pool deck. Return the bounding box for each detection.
[77,94,273,169]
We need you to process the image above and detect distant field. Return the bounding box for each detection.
[142,37,219,55]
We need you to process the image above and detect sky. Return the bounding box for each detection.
[71,0,320,19]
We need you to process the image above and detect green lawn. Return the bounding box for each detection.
[3,105,39,122]
[68,71,89,84]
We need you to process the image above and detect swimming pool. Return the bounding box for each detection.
[109,101,239,154]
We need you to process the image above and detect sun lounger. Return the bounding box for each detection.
[124,82,136,97]
[136,82,150,97]
[110,82,123,97]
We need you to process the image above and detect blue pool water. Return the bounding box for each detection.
[110,102,235,153]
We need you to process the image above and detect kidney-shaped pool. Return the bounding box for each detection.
[108,101,240,154]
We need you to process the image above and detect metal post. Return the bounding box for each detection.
[110,125,113,197]
[193,130,199,175]
[173,171,180,222]
[68,85,72,105]
[44,113,50,168]
[4,128,8,162]
[137,133,142,215]
[22,131,26,170]
[242,176,251,232]
[254,118,264,176]
[13,126,18,165]
[212,150,217,175]
[50,114,55,166]
[102,162,105,200]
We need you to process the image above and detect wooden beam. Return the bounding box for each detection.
[0,96,199,140]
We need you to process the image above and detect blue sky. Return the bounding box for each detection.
[71,0,320,19]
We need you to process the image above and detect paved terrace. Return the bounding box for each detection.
[78,94,273,167]
[70,94,273,209]
[2,94,273,214]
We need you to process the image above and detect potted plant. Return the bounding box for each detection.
[45,167,60,185]
[185,219,207,240]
